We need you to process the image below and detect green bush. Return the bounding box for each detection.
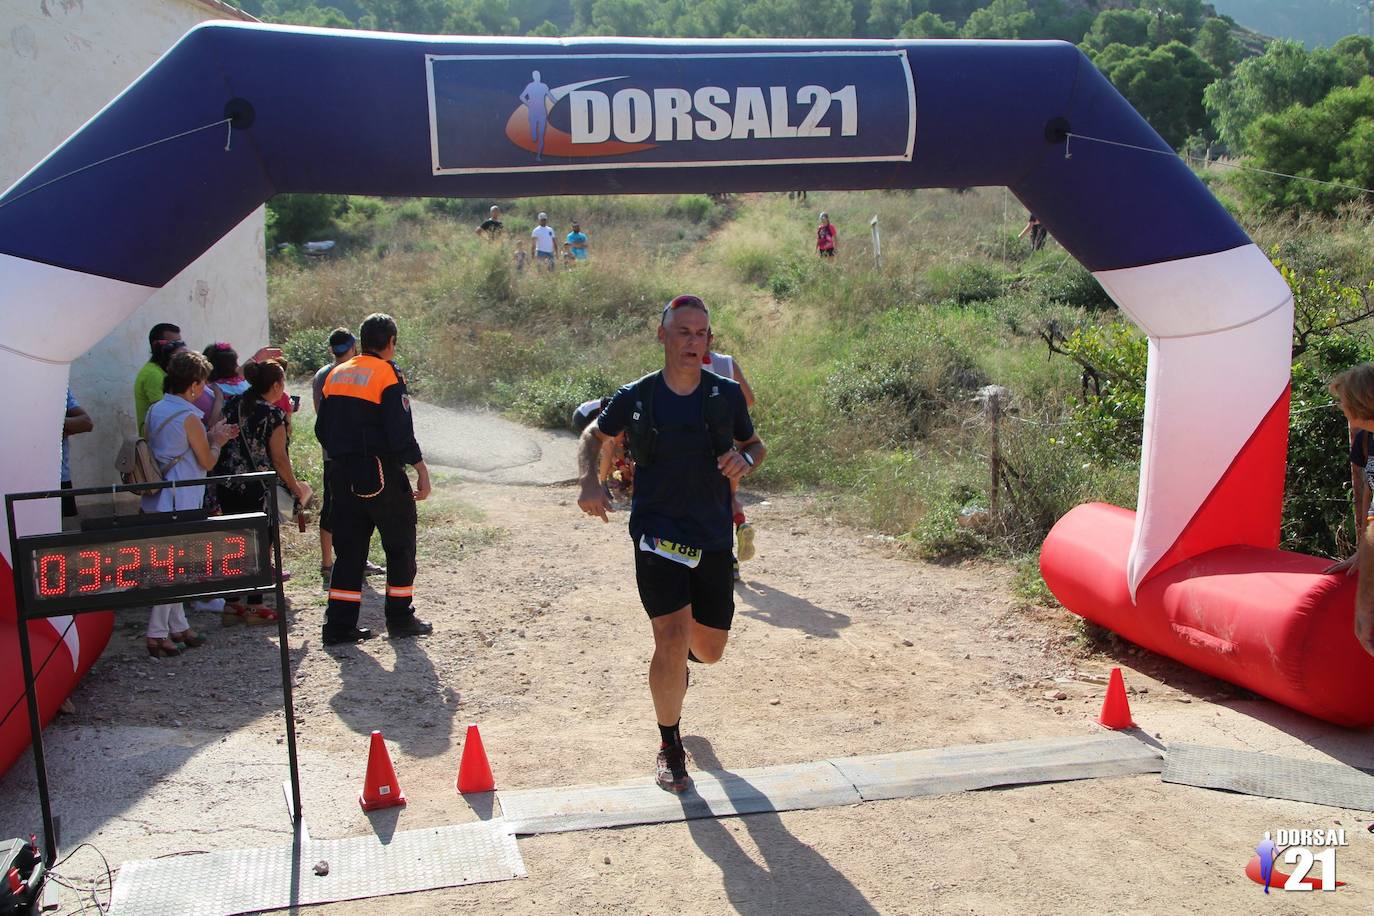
[1057,323,1149,463]
[1284,334,1374,556]
[396,200,425,223]
[425,197,474,219]
[668,195,716,223]
[1025,259,1114,311]
[1000,423,1138,554]
[724,241,783,286]
[348,196,385,221]
[267,194,347,246]
[281,327,332,377]
[825,321,987,441]
[926,260,1011,304]
[509,367,618,429]
[767,256,820,300]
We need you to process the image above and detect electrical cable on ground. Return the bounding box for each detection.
[47,841,113,915]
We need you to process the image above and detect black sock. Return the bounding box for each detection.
[687,650,701,663]
[658,720,681,747]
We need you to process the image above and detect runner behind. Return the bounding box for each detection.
[705,335,758,578]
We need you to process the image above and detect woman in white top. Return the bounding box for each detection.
[142,350,238,657]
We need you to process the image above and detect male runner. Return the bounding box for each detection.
[577,294,766,792]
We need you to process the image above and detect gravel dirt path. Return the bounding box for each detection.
[3,402,1373,914]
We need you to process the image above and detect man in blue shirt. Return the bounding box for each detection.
[577,294,766,793]
[60,388,93,517]
[566,220,588,261]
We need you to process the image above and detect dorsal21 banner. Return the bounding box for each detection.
[426,50,916,175]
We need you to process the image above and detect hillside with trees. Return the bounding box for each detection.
[243,0,1374,591]
[1209,0,1367,49]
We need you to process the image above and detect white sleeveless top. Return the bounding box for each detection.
[707,352,735,380]
[140,394,206,513]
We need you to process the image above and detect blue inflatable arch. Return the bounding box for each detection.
[7,24,1370,750]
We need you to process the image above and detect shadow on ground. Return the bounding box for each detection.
[328,636,457,759]
[679,735,878,916]
[735,581,852,638]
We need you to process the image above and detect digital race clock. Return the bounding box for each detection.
[15,513,274,615]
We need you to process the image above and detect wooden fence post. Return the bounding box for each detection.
[977,385,1011,519]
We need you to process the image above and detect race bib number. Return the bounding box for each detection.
[639,534,702,569]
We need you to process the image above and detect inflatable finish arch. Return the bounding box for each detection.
[2,25,1371,775]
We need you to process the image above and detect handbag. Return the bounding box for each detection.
[274,483,297,525]
[115,409,189,485]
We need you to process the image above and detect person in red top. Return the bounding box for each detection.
[816,211,837,257]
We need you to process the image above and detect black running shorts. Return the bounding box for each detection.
[634,546,735,630]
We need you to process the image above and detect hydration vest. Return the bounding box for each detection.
[624,370,736,469]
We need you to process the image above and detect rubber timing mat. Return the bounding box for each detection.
[1162,743,1374,811]
[107,820,524,915]
[499,734,1162,835]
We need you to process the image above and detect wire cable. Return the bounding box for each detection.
[1064,131,1374,200]
[47,841,113,915]
[0,617,77,733]
[0,117,233,212]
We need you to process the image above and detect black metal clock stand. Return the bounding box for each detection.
[4,471,302,878]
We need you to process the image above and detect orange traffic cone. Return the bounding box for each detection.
[457,723,495,793]
[359,730,407,811]
[1098,667,1135,729]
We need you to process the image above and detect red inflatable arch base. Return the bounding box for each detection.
[1043,503,1374,727]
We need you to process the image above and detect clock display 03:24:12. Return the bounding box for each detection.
[31,531,260,600]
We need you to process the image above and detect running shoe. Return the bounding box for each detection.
[655,742,692,793]
[363,560,387,576]
[736,522,756,562]
[732,559,741,582]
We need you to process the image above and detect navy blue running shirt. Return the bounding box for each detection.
[597,372,754,551]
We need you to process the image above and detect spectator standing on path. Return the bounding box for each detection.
[1018,213,1048,251]
[476,205,503,239]
[816,212,837,258]
[196,342,252,430]
[134,322,182,435]
[566,220,588,261]
[143,350,239,656]
[205,343,250,398]
[60,389,93,518]
[312,328,385,589]
[576,294,766,793]
[705,336,757,580]
[531,212,557,271]
[316,313,434,646]
[215,359,313,625]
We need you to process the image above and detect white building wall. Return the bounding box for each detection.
[1,0,268,502]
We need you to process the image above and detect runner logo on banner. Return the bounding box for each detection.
[426,51,916,175]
